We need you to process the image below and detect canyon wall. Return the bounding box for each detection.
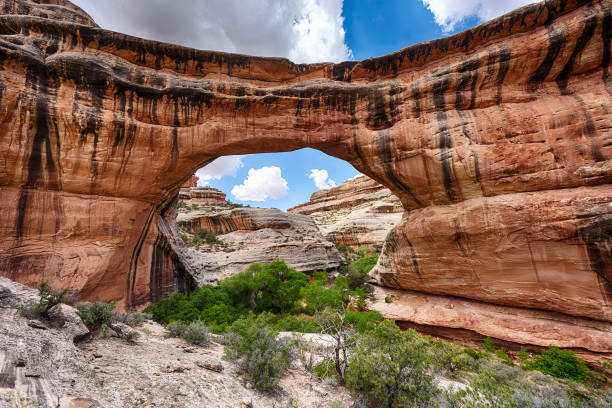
[0,0,611,349]
[177,206,343,284]
[289,175,403,250]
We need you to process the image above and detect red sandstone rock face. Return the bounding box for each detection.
[181,175,199,189]
[0,0,611,349]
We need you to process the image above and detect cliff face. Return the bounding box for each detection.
[176,207,343,284]
[289,175,403,250]
[0,0,611,349]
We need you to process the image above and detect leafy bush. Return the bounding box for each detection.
[346,253,377,291]
[195,229,224,246]
[313,360,335,379]
[496,348,514,366]
[123,330,140,342]
[482,336,496,353]
[76,301,118,329]
[32,281,72,317]
[145,259,387,336]
[182,321,211,345]
[312,270,328,285]
[115,312,151,326]
[525,347,593,383]
[345,320,439,408]
[463,346,485,361]
[224,315,294,391]
[275,315,319,333]
[344,310,383,333]
[221,261,309,314]
[299,283,344,315]
[429,340,474,378]
[165,321,187,338]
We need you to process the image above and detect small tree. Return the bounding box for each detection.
[314,307,356,385]
[33,281,72,317]
[345,320,439,408]
[346,253,377,292]
[75,301,117,329]
[223,315,294,391]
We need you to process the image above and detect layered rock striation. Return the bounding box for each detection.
[186,187,227,203]
[177,207,343,284]
[0,0,611,349]
[289,175,403,250]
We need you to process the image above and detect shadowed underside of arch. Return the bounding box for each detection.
[0,0,611,351]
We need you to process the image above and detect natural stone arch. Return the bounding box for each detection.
[0,0,611,348]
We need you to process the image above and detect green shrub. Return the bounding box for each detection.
[344,310,383,333]
[313,360,335,379]
[464,346,485,361]
[221,261,309,314]
[496,348,514,366]
[384,295,393,303]
[299,284,344,315]
[482,336,496,353]
[123,330,140,342]
[32,281,72,317]
[196,229,224,246]
[76,301,118,329]
[430,341,473,378]
[454,369,517,407]
[517,347,529,366]
[165,321,187,338]
[275,315,319,333]
[526,346,593,383]
[115,312,150,326]
[312,270,328,285]
[182,321,211,345]
[345,320,439,408]
[224,315,294,391]
[346,254,377,291]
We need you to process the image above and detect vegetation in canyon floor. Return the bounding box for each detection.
[144,255,381,334]
[140,256,611,405]
[29,259,611,406]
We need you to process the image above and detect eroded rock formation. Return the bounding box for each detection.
[289,175,403,250]
[181,174,200,189]
[0,0,611,349]
[176,206,343,284]
[186,187,227,203]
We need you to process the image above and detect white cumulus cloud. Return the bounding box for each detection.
[231,166,289,202]
[421,0,540,32]
[348,173,364,180]
[309,169,336,189]
[72,0,352,63]
[196,155,244,186]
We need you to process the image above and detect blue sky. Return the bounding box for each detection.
[73,0,536,210]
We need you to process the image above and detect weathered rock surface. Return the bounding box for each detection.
[0,0,611,349]
[186,187,227,203]
[177,207,343,284]
[370,286,612,354]
[289,175,403,250]
[0,277,353,408]
[181,174,199,189]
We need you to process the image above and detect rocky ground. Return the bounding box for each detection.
[176,203,343,284]
[0,277,353,408]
